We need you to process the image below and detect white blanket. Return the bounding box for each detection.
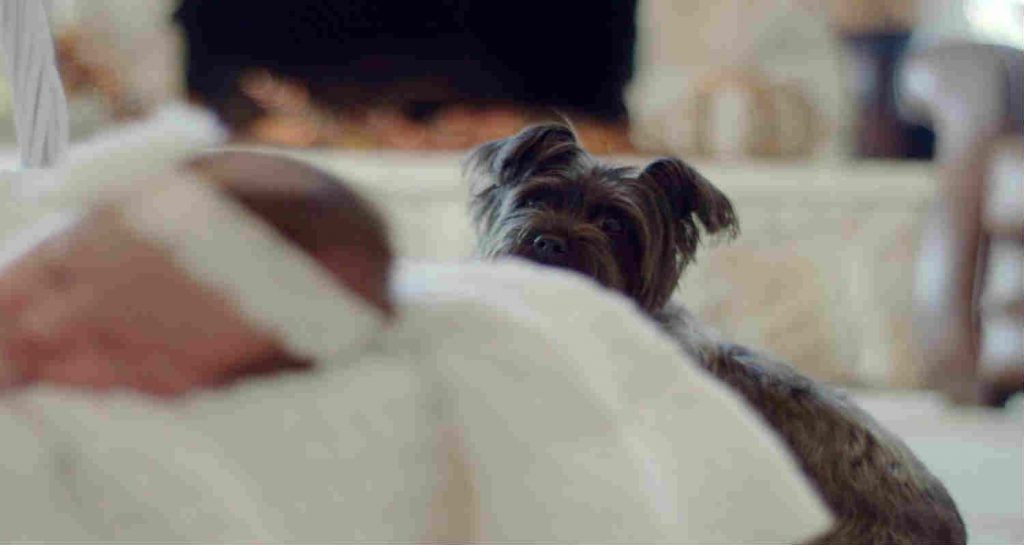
[0,258,832,543]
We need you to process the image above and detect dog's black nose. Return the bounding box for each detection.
[532,235,568,261]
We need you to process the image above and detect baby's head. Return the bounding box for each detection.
[0,152,395,396]
[189,151,395,317]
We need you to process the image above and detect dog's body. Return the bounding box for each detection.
[465,124,966,545]
[659,306,965,544]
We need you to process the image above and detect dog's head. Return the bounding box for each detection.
[465,124,738,313]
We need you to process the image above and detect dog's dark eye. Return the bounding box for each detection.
[600,217,624,234]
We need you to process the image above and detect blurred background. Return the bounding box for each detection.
[0,1,1020,541]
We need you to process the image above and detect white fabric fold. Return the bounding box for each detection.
[2,103,225,252]
[393,259,834,543]
[12,102,225,205]
[0,354,436,542]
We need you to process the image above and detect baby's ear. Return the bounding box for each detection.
[462,124,581,196]
[639,157,739,259]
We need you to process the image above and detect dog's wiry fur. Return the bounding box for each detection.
[465,124,966,545]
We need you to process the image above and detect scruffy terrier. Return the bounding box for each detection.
[464,124,966,545]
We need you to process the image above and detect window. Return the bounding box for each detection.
[966,0,1024,48]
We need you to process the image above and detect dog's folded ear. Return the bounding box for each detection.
[463,124,582,195]
[640,157,740,258]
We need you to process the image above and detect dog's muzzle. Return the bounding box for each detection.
[531,234,568,264]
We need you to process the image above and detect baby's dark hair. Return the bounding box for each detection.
[187,151,395,316]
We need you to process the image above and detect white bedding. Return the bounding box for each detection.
[0,258,832,543]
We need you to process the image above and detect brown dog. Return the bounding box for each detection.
[465,124,967,544]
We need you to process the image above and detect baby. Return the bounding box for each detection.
[0,151,391,396]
